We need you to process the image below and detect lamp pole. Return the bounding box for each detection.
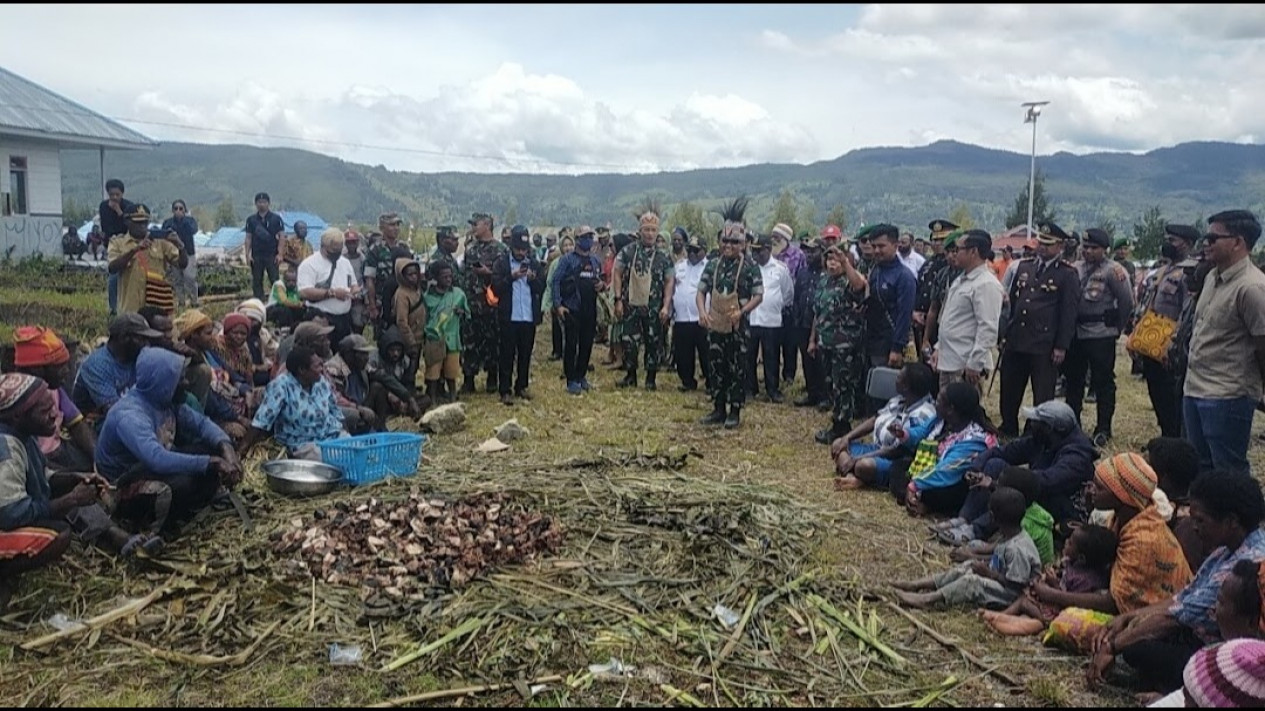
[1022,101,1049,238]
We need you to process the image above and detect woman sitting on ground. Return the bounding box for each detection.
[831,362,939,491]
[235,298,279,380]
[206,313,267,418]
[898,382,998,517]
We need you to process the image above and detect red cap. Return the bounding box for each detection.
[821,225,842,241]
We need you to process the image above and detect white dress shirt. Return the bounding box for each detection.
[899,250,926,277]
[673,258,707,323]
[935,262,1004,373]
[297,251,359,316]
[751,258,794,328]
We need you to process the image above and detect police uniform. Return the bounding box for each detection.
[1132,224,1202,437]
[998,222,1080,436]
[460,214,511,392]
[1063,228,1135,441]
[915,220,957,354]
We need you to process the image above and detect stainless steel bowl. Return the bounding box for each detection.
[262,460,345,497]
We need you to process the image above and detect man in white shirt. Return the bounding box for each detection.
[932,230,1003,391]
[296,228,361,346]
[898,231,926,277]
[747,235,794,403]
[672,237,709,392]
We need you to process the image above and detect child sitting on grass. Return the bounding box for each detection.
[980,523,1117,636]
[893,487,1042,610]
[949,465,1055,566]
[1215,559,1263,642]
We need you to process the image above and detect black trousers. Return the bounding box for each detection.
[1142,357,1182,438]
[563,309,597,384]
[673,322,710,389]
[1119,629,1204,694]
[498,321,537,395]
[781,325,808,382]
[747,326,782,396]
[999,350,1059,434]
[250,258,279,301]
[1063,337,1118,436]
[551,312,564,357]
[802,336,826,402]
[312,310,353,351]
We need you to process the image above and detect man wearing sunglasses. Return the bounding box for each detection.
[1182,210,1265,476]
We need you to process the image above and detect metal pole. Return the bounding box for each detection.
[1026,115,1037,238]
[99,148,106,200]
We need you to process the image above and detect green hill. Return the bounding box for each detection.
[59,139,1265,235]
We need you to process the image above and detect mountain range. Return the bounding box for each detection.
[59,139,1265,235]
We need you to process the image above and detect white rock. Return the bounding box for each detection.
[420,402,467,434]
[475,437,511,454]
[494,419,530,442]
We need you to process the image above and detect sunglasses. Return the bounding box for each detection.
[1203,232,1236,244]
[721,238,743,245]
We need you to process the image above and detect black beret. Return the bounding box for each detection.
[1084,228,1112,249]
[1164,224,1201,243]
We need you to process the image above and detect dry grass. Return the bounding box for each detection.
[2,313,1262,707]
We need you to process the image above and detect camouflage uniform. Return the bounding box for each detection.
[364,238,413,332]
[427,245,461,286]
[615,242,675,376]
[814,273,867,425]
[461,238,511,382]
[913,252,947,352]
[697,254,763,408]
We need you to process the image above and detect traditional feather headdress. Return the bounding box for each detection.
[719,196,749,238]
[633,197,662,229]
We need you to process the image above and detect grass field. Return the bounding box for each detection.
[1,266,1262,707]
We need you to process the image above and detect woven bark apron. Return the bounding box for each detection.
[706,254,744,335]
[627,247,654,308]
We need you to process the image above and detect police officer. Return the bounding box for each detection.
[914,220,956,356]
[1130,224,1201,437]
[1064,228,1134,445]
[998,222,1079,437]
[461,213,510,394]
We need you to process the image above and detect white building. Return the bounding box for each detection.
[0,66,155,258]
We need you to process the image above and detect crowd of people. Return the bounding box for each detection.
[10,179,1265,706]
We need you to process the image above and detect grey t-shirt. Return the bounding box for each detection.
[991,530,1042,587]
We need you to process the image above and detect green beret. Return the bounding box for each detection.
[853,224,875,242]
[1112,238,1130,250]
[943,229,966,248]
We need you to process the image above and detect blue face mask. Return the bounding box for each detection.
[577,237,594,252]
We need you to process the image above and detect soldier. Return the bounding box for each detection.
[426,225,462,287]
[460,213,511,394]
[1130,224,1201,437]
[998,222,1079,437]
[810,244,868,444]
[612,204,675,391]
[696,197,763,429]
[1063,228,1134,445]
[363,213,414,334]
[914,220,956,355]
[1113,238,1137,286]
[924,229,965,360]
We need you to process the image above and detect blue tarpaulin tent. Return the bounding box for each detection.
[200,212,329,251]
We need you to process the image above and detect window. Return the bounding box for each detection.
[4,156,28,216]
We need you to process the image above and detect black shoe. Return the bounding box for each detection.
[816,400,831,412]
[815,420,848,445]
[486,374,499,394]
[1092,431,1111,447]
[444,379,458,403]
[461,376,476,394]
[998,426,1020,439]
[678,383,698,392]
[548,353,562,361]
[617,371,638,389]
[500,393,515,406]
[699,406,726,426]
[768,391,785,404]
[794,395,818,407]
[724,406,741,429]
[644,372,657,391]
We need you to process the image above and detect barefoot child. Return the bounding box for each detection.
[982,523,1117,636]
[893,487,1041,610]
[948,466,1056,566]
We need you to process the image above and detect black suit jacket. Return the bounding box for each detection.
[491,253,546,325]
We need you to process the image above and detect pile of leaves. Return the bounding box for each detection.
[273,491,564,599]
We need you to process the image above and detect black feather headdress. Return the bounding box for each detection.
[719,196,749,226]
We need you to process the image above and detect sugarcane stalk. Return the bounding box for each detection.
[807,594,906,667]
[381,616,489,672]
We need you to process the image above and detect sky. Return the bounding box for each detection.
[4,3,1265,175]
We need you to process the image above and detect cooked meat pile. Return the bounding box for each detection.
[274,491,564,597]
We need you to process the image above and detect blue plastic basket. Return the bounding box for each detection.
[318,432,426,486]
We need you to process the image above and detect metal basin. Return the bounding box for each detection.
[262,460,345,497]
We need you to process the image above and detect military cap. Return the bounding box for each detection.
[1112,237,1131,250]
[125,204,151,222]
[1036,221,1070,244]
[929,220,960,240]
[1164,224,1200,244]
[468,212,492,226]
[378,212,402,226]
[942,229,966,249]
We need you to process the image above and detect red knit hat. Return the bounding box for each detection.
[13,326,70,368]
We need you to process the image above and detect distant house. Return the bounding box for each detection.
[0,66,156,258]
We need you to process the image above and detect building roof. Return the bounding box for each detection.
[207,227,247,249]
[0,66,156,150]
[280,211,329,248]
